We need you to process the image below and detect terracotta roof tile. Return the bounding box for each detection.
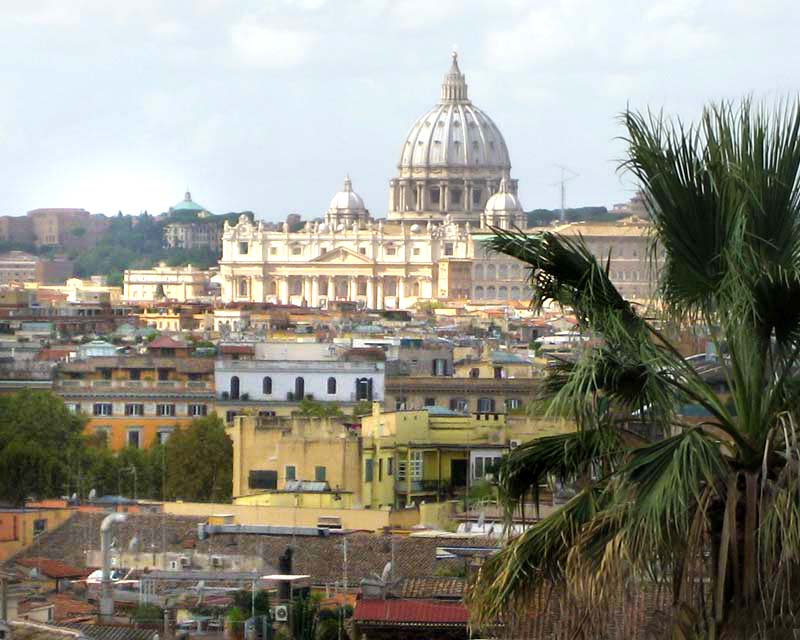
[16,557,91,579]
[353,598,468,626]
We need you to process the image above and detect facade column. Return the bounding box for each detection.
[311,275,320,307]
[366,276,375,309]
[439,182,447,212]
[420,180,427,211]
[279,277,289,304]
[464,179,471,211]
[376,277,384,310]
[327,276,336,300]
[304,276,312,306]
[350,276,358,301]
[397,276,406,308]
[389,180,397,212]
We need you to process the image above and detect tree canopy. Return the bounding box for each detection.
[468,99,800,638]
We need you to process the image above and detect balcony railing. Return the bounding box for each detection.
[395,479,442,493]
[57,379,210,393]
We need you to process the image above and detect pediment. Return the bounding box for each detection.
[310,247,372,265]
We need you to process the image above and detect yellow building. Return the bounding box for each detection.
[54,355,215,450]
[361,403,571,508]
[0,508,73,561]
[227,414,362,502]
[453,348,536,380]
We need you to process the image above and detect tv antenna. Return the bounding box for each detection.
[551,165,579,222]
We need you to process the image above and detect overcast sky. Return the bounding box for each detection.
[0,0,797,221]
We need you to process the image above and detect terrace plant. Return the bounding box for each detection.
[467,99,800,638]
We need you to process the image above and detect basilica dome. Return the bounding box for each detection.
[398,53,511,172]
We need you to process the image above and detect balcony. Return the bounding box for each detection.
[55,379,212,395]
[395,479,441,494]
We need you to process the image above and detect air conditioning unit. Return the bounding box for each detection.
[274,605,289,622]
[210,555,224,569]
[509,439,521,449]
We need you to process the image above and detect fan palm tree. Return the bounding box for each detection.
[467,100,800,639]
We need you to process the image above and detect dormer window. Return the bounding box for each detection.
[292,246,302,256]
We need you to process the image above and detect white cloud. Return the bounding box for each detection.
[624,21,719,64]
[230,17,315,68]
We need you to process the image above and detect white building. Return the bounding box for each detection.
[215,359,384,404]
[123,263,210,303]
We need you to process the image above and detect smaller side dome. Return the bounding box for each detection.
[326,175,371,228]
[328,176,365,212]
[485,177,523,213]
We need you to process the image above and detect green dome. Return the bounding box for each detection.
[170,191,209,214]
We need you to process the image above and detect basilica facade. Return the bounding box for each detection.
[219,54,651,309]
[219,53,532,309]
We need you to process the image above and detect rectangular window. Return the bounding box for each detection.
[409,451,423,480]
[225,410,237,424]
[285,465,296,481]
[444,242,454,256]
[129,369,141,380]
[387,458,394,476]
[93,403,113,416]
[33,519,47,537]
[239,241,249,255]
[100,368,112,380]
[364,459,373,483]
[385,247,397,256]
[424,397,436,407]
[124,403,144,416]
[156,403,176,417]
[249,470,277,490]
[472,189,482,206]
[474,456,484,479]
[157,429,173,444]
[359,247,367,255]
[270,247,277,255]
[127,429,141,449]
[315,466,327,482]
[158,368,170,381]
[189,404,208,416]
[505,398,521,410]
[378,458,383,482]
[395,397,407,410]
[413,247,420,256]
[66,403,81,414]
[430,187,440,205]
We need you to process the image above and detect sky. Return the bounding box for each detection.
[0,0,798,221]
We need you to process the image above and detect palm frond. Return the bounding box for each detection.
[466,486,604,625]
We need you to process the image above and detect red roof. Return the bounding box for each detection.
[16,557,91,579]
[148,335,189,349]
[220,345,254,354]
[353,599,469,626]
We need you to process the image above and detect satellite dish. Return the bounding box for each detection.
[128,536,140,552]
[71,493,78,501]
[88,489,97,500]
[380,562,392,584]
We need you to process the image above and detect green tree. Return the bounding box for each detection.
[290,596,318,640]
[0,390,86,504]
[468,100,800,637]
[164,415,232,502]
[296,399,344,418]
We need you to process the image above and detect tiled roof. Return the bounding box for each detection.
[353,598,469,626]
[16,557,90,579]
[394,576,465,599]
[51,593,95,622]
[147,335,189,349]
[65,624,158,640]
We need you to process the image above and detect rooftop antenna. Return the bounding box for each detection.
[551,165,579,223]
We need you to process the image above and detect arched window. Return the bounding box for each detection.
[474,264,484,280]
[510,263,520,278]
[486,285,497,299]
[238,278,249,297]
[486,264,496,280]
[498,264,508,280]
[474,286,484,299]
[269,280,277,295]
[294,377,305,400]
[230,376,240,400]
[499,285,508,299]
[327,376,337,395]
[510,286,521,299]
[262,376,272,395]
